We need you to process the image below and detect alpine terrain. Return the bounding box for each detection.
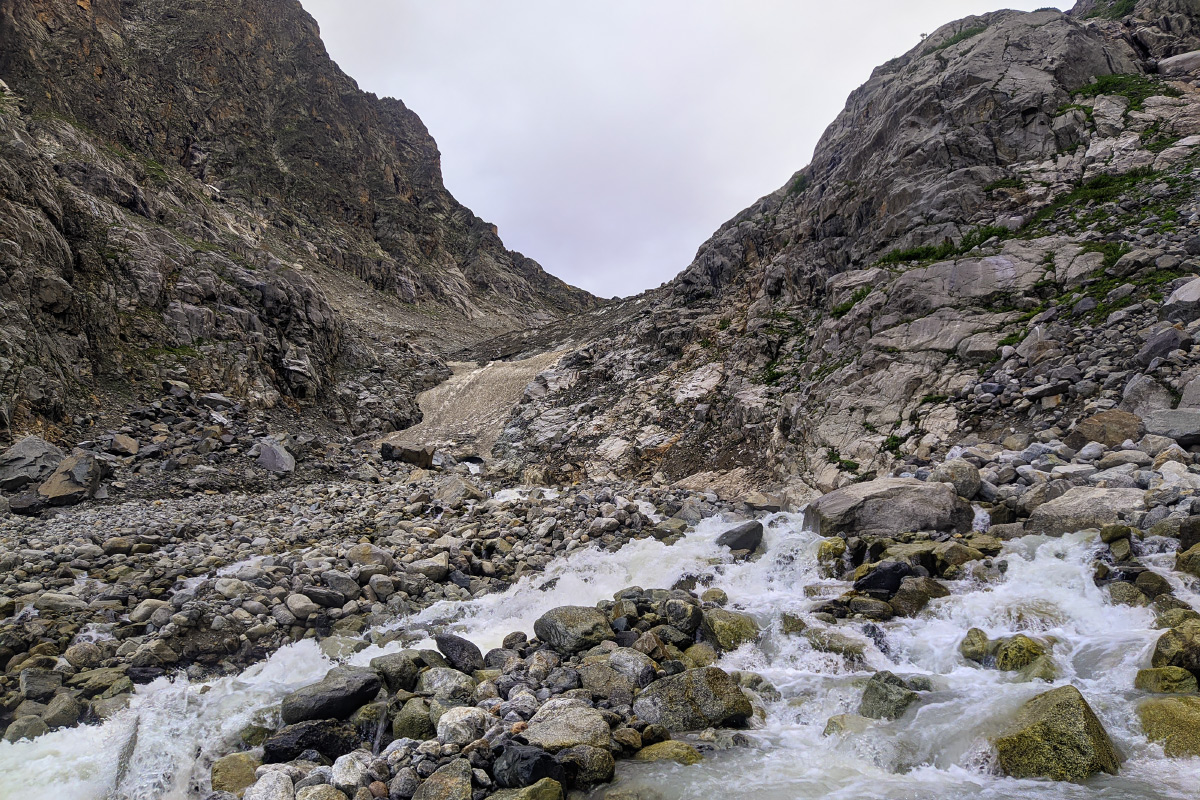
[2,1,1200,799]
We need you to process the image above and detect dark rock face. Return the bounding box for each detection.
[715,520,764,553]
[0,0,593,436]
[492,744,567,789]
[0,437,64,491]
[261,719,361,763]
[279,667,381,725]
[434,633,485,674]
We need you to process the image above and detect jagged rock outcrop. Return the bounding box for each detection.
[0,0,593,437]
[491,0,1200,497]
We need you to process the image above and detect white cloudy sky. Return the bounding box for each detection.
[300,1,1069,297]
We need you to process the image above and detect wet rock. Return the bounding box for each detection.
[281,668,381,725]
[859,671,919,720]
[411,758,472,800]
[631,667,752,730]
[211,752,262,796]
[1152,619,1200,676]
[3,715,49,742]
[1137,696,1200,757]
[811,478,972,536]
[960,628,992,663]
[492,744,567,789]
[1135,667,1198,694]
[1176,544,1200,578]
[994,635,1047,672]
[700,608,759,650]
[41,693,82,729]
[487,779,564,800]
[852,561,913,598]
[262,720,361,763]
[631,740,702,765]
[533,606,614,654]
[889,576,949,617]
[822,713,872,736]
[0,436,64,491]
[413,667,475,701]
[715,520,764,553]
[994,685,1119,781]
[554,744,615,784]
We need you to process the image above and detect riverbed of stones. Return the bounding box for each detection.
[0,456,746,750]
[210,587,767,800]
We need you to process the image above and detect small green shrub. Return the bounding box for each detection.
[920,394,949,405]
[1075,74,1181,112]
[831,286,872,318]
[925,26,987,55]
[984,177,1024,194]
[788,174,810,197]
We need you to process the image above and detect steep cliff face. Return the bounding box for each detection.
[0,0,593,436]
[494,0,1200,499]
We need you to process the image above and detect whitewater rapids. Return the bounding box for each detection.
[1,512,1197,799]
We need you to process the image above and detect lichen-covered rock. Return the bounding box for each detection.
[858,671,919,720]
[520,700,611,752]
[994,685,1120,781]
[700,608,760,651]
[1137,696,1200,757]
[487,779,564,800]
[1135,667,1199,694]
[994,635,1047,671]
[632,740,703,765]
[211,752,262,797]
[533,606,614,653]
[411,758,472,800]
[280,667,381,725]
[1151,619,1200,676]
[631,667,752,731]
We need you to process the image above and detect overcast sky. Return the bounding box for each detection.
[300,1,1068,298]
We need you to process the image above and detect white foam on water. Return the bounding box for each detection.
[3,513,1199,799]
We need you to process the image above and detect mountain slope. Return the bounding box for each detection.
[493,0,1200,499]
[0,0,594,437]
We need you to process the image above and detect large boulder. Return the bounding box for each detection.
[859,671,919,720]
[631,667,752,731]
[929,459,982,499]
[520,700,610,752]
[412,758,472,800]
[715,520,764,553]
[1064,409,1145,450]
[1137,696,1200,757]
[1176,543,1200,578]
[1163,276,1200,322]
[533,606,613,653]
[1144,409,1200,447]
[0,436,63,491]
[492,744,567,789]
[262,720,360,763]
[810,478,972,536]
[1152,619,1200,677]
[211,752,262,796]
[280,667,381,725]
[1024,487,1145,537]
[700,608,760,651]
[435,633,484,673]
[36,450,109,506]
[370,651,425,693]
[994,685,1119,781]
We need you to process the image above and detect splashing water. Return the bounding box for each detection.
[2,513,1198,799]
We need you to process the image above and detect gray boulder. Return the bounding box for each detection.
[255,438,295,473]
[0,436,63,491]
[929,459,981,499]
[715,520,764,553]
[280,667,381,725]
[533,606,613,653]
[631,667,752,731]
[1144,409,1200,447]
[36,450,109,506]
[811,478,972,536]
[520,699,611,752]
[859,671,919,720]
[1025,487,1146,536]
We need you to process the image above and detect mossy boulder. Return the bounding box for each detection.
[211,752,261,797]
[488,778,564,800]
[822,713,872,736]
[1135,666,1199,694]
[994,685,1119,782]
[995,635,1048,671]
[1137,696,1200,757]
[858,671,919,720]
[534,606,614,654]
[700,608,760,651]
[960,627,993,663]
[802,628,865,662]
[632,740,703,765]
[392,696,436,740]
[1176,543,1200,578]
[1151,619,1200,676]
[631,667,752,731]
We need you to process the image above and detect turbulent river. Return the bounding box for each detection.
[2,512,1198,799]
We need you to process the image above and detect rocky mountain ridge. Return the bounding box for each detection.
[0,0,594,447]
[488,0,1200,502]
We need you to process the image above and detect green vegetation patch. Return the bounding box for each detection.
[1083,0,1137,20]
[1075,74,1181,113]
[831,286,872,318]
[876,225,1011,266]
[925,26,987,55]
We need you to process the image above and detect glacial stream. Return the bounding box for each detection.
[1,512,1198,799]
